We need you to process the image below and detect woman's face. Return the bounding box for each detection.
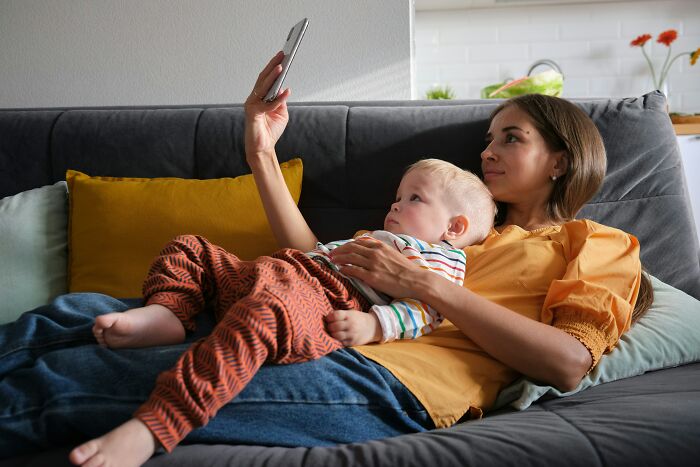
[481,105,562,205]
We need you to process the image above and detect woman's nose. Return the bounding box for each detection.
[481,144,496,161]
[391,202,400,212]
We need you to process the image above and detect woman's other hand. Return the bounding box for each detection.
[330,237,431,300]
[245,51,291,161]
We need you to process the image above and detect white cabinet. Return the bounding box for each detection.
[678,135,700,242]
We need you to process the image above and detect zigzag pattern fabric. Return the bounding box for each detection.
[134,235,370,452]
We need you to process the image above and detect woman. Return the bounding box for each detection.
[0,53,649,466]
[242,52,650,431]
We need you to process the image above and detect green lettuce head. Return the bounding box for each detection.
[481,70,563,99]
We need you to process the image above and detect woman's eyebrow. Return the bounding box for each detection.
[502,125,524,132]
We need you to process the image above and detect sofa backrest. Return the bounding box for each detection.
[1,92,698,299]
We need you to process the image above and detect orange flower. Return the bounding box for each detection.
[657,29,678,47]
[691,48,700,66]
[630,34,652,47]
[632,29,698,91]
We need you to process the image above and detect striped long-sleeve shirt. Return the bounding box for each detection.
[307,230,466,342]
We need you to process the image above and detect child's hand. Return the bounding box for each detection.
[325,309,382,346]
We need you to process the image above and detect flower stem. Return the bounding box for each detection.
[659,52,691,88]
[640,46,658,88]
[658,46,673,89]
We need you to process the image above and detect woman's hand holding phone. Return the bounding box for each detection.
[245,18,307,161]
[244,52,291,162]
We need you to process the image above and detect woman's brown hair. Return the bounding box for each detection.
[490,94,652,320]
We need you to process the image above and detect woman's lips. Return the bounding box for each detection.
[482,170,504,181]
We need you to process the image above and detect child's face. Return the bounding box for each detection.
[384,169,453,244]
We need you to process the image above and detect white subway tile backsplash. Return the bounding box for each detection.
[415,28,440,46]
[621,20,684,40]
[680,59,700,73]
[526,4,593,24]
[440,63,499,81]
[469,44,529,62]
[589,40,641,59]
[454,9,523,27]
[441,27,498,45]
[416,45,468,64]
[670,35,700,53]
[560,21,620,41]
[530,41,590,60]
[498,61,536,80]
[499,24,557,44]
[619,57,658,78]
[468,83,490,99]
[557,59,621,77]
[560,77,589,97]
[592,3,670,22]
[683,16,700,35]
[415,0,699,113]
[415,66,441,83]
[681,91,700,110]
[667,93,683,112]
[669,73,700,93]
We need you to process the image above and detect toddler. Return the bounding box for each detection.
[90,158,496,456]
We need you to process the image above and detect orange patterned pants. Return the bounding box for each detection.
[133,234,370,451]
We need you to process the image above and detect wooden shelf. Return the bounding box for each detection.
[673,123,700,135]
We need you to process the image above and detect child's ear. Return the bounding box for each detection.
[445,215,469,240]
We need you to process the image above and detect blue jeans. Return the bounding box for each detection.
[0,293,432,459]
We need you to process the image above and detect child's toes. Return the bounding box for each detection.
[69,439,100,465]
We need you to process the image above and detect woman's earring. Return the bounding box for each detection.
[551,175,557,181]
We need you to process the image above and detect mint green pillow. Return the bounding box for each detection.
[0,182,68,324]
[494,275,700,410]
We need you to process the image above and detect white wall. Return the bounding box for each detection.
[415,0,700,113]
[0,0,412,107]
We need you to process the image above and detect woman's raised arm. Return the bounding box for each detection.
[244,52,318,252]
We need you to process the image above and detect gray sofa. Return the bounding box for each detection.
[1,91,699,466]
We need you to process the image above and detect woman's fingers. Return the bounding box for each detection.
[246,52,285,105]
[257,51,284,83]
[330,238,383,267]
[254,52,284,91]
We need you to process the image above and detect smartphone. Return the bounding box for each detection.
[264,18,309,102]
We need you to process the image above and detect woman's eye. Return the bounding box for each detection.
[410,194,421,201]
[505,134,517,143]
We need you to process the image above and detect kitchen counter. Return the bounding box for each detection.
[674,123,700,135]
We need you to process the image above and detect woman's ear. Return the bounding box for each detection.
[445,215,469,241]
[552,150,569,178]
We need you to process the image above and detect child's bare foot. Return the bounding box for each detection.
[93,304,185,349]
[69,418,157,467]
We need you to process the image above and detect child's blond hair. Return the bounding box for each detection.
[406,159,496,245]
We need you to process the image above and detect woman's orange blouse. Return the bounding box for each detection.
[355,219,641,429]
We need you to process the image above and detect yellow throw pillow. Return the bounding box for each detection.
[66,159,303,298]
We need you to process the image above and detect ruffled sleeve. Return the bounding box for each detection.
[542,220,642,370]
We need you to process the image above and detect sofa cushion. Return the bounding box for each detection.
[494,274,700,410]
[0,181,68,323]
[0,110,62,198]
[52,108,203,181]
[67,159,303,298]
[576,92,700,299]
